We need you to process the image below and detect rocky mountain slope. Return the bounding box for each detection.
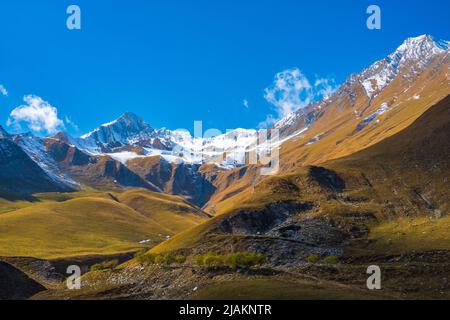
[0,126,73,197]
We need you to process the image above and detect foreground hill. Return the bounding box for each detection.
[0,190,209,259]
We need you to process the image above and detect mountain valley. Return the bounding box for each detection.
[1,35,449,300]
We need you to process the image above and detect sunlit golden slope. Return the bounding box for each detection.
[0,190,209,259]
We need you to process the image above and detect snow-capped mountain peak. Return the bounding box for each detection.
[358,34,449,99]
[80,112,155,150]
[394,35,449,64]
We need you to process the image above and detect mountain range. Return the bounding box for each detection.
[1,35,448,207]
[1,35,450,300]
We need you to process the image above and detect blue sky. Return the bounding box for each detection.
[0,0,449,136]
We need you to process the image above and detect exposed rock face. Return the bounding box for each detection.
[33,138,159,192]
[127,156,217,207]
[308,166,346,193]
[45,139,93,166]
[216,201,312,235]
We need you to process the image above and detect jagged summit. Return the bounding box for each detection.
[398,34,449,52]
[392,35,449,67]
[80,112,155,150]
[99,112,148,128]
[351,34,449,99]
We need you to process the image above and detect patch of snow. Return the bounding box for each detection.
[359,35,449,98]
[357,103,389,130]
[15,134,78,187]
[107,151,145,164]
[306,133,324,146]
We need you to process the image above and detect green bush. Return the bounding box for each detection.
[225,252,266,269]
[136,252,186,266]
[324,256,339,264]
[203,252,224,269]
[195,254,205,266]
[175,255,187,264]
[306,254,320,264]
[90,259,119,272]
[163,253,177,265]
[194,252,266,270]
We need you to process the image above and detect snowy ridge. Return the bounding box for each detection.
[359,35,449,98]
[14,134,78,187]
[49,35,450,169]
[80,112,156,148]
[75,113,264,167]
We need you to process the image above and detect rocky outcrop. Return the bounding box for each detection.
[215,201,312,235]
[127,156,217,207]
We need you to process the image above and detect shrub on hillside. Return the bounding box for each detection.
[194,252,266,270]
[175,255,187,264]
[324,256,339,264]
[163,253,177,265]
[306,254,320,264]
[225,252,266,269]
[90,259,119,272]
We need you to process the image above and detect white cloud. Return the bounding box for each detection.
[264,68,313,119]
[8,95,65,134]
[262,68,337,127]
[258,114,277,129]
[243,99,249,108]
[314,78,337,99]
[65,116,79,131]
[0,84,8,96]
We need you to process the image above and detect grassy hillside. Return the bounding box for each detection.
[191,278,392,300]
[0,190,209,259]
[367,216,450,254]
[118,189,210,233]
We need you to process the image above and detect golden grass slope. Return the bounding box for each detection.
[0,189,209,259]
